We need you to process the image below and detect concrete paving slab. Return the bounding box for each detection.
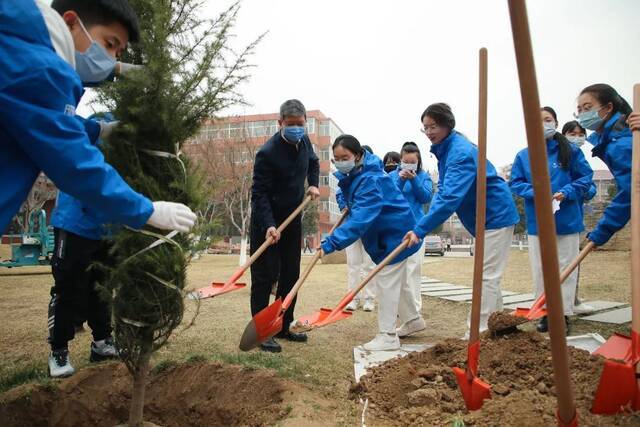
[421,285,468,293]
[503,300,535,310]
[421,278,442,284]
[582,307,632,324]
[574,300,628,315]
[353,344,433,382]
[450,291,517,303]
[565,334,606,354]
[424,289,473,297]
[502,293,536,304]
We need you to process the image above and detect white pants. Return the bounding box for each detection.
[376,258,419,333]
[403,240,425,313]
[528,233,579,316]
[345,239,376,301]
[467,225,514,333]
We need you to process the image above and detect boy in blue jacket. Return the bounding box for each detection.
[0,0,197,377]
[405,103,520,334]
[322,135,424,351]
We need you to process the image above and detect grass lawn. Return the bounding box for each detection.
[0,247,632,423]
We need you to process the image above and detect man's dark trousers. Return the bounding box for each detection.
[249,209,302,331]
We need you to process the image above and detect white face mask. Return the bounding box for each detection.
[335,159,356,174]
[567,136,586,147]
[543,122,556,140]
[400,162,418,172]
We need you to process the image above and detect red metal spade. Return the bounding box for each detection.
[190,196,312,300]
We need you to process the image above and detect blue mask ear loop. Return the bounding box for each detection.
[76,17,95,52]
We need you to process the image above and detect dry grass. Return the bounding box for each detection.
[425,249,632,304]
[0,247,631,422]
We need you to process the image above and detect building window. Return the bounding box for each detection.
[319,148,331,161]
[319,122,330,137]
[306,117,316,135]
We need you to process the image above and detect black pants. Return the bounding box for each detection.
[250,211,302,332]
[48,229,112,350]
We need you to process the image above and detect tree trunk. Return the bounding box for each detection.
[128,354,150,427]
[239,233,248,266]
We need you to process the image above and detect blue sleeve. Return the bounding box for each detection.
[409,171,433,204]
[559,149,593,201]
[77,116,101,145]
[336,188,346,211]
[588,141,632,245]
[413,152,475,238]
[251,149,276,229]
[509,154,534,199]
[321,178,382,254]
[0,66,153,229]
[585,183,597,201]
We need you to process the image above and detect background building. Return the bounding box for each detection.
[186,110,343,248]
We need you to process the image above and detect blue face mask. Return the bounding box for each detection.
[335,159,355,174]
[543,122,556,140]
[577,108,604,131]
[74,19,117,85]
[282,126,306,144]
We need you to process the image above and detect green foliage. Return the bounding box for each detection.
[513,194,527,235]
[94,0,261,376]
[302,200,319,236]
[0,364,50,393]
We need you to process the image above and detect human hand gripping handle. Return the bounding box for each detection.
[265,226,281,243]
[147,201,197,233]
[404,230,421,247]
[307,186,320,200]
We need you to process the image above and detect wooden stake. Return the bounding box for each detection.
[507,0,577,424]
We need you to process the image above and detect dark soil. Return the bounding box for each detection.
[0,361,293,427]
[353,331,640,426]
[487,311,528,334]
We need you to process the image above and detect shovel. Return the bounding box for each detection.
[493,241,595,332]
[452,47,491,411]
[238,209,348,351]
[591,83,640,415]
[189,196,312,299]
[508,1,578,425]
[289,240,410,334]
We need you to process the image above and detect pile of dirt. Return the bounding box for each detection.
[487,310,528,334]
[0,361,294,427]
[353,331,640,426]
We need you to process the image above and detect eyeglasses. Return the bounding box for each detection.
[420,124,439,134]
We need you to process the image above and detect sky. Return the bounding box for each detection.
[197,0,640,172]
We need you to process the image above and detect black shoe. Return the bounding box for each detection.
[275,330,308,342]
[536,315,548,333]
[260,338,282,353]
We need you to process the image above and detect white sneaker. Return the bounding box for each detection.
[362,333,400,351]
[573,303,595,314]
[396,317,426,338]
[48,349,75,378]
[90,337,118,362]
[346,299,359,311]
[362,298,375,312]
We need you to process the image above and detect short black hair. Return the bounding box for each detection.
[362,145,374,154]
[580,83,633,117]
[561,120,586,136]
[383,151,400,165]
[421,103,456,130]
[332,134,364,156]
[541,106,558,122]
[51,0,140,43]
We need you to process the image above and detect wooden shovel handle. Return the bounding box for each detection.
[469,47,488,345]
[239,196,312,276]
[282,209,349,309]
[508,0,576,424]
[631,83,640,335]
[559,241,595,283]
[352,240,410,299]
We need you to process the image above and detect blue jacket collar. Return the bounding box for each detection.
[546,137,559,153]
[430,130,456,160]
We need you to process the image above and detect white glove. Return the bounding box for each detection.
[98,120,120,140]
[117,62,144,76]
[147,201,197,233]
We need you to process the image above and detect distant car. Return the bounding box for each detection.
[424,235,445,256]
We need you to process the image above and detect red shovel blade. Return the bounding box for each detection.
[591,359,639,414]
[513,306,547,319]
[239,299,283,351]
[190,281,247,299]
[593,332,633,362]
[452,341,491,410]
[289,307,353,333]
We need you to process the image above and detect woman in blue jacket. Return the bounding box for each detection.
[389,142,433,334]
[321,135,423,351]
[562,120,597,314]
[510,107,594,332]
[576,84,634,248]
[404,103,520,334]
